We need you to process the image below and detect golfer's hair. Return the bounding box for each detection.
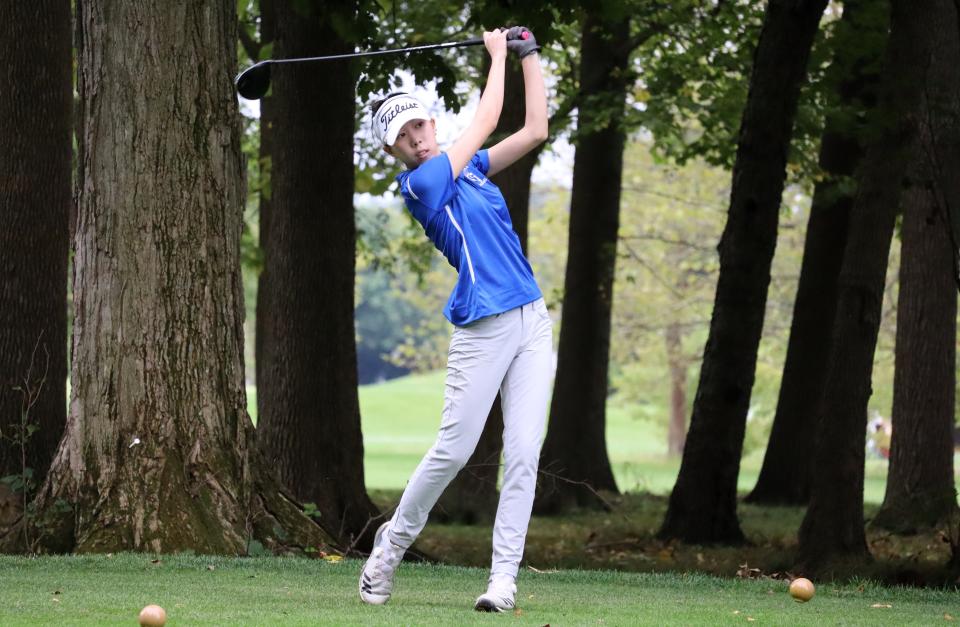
[370,91,407,118]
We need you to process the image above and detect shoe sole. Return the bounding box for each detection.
[474,598,511,612]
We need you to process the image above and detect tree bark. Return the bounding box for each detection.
[871,10,960,534]
[872,164,958,532]
[432,60,537,524]
[255,0,381,550]
[0,1,71,531]
[746,0,882,505]
[659,0,827,543]
[534,12,629,514]
[796,0,959,570]
[1,0,331,555]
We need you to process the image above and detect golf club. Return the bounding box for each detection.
[235,32,531,100]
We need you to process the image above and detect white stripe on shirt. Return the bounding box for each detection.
[444,205,476,284]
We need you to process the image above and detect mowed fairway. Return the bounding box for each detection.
[1,554,957,625]
[359,371,892,501]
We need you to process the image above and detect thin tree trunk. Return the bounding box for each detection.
[253,0,274,394]
[2,0,330,555]
[746,0,883,505]
[433,60,537,524]
[659,0,827,543]
[0,1,71,531]
[256,0,380,550]
[797,0,959,570]
[665,323,687,456]
[535,12,629,514]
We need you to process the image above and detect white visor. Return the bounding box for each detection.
[373,94,431,146]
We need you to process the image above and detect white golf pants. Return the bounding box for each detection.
[387,298,554,580]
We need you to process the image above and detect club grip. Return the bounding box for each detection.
[506,28,531,40]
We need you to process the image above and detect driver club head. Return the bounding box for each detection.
[235,61,272,100]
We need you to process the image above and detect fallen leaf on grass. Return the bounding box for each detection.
[736,563,763,579]
[207,565,215,571]
[527,565,559,574]
[870,603,892,609]
[323,554,343,563]
[747,617,756,622]
[944,614,954,621]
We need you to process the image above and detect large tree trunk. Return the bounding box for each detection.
[872,164,958,532]
[0,1,71,534]
[433,60,538,524]
[746,0,882,505]
[256,0,380,550]
[658,0,827,543]
[796,0,959,570]
[871,38,960,535]
[1,0,331,555]
[534,12,628,514]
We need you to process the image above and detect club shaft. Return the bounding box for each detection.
[269,38,485,65]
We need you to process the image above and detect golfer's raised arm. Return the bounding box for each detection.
[487,34,547,177]
[447,30,507,178]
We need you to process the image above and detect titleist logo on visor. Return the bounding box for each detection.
[379,99,422,133]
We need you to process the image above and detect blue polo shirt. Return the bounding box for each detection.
[397,149,542,326]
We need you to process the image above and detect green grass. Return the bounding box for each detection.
[358,371,894,502]
[1,553,956,625]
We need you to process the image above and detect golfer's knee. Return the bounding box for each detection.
[429,443,473,473]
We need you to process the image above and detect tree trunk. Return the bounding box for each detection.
[534,13,629,514]
[658,0,827,543]
[0,1,71,533]
[665,323,687,456]
[871,26,960,535]
[797,0,958,570]
[872,170,958,532]
[1,0,331,555]
[256,0,380,550]
[432,60,537,524]
[746,0,882,505]
[253,0,274,394]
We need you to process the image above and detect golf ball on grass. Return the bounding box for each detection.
[138,604,167,626]
[789,577,815,602]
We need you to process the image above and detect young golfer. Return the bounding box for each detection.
[359,27,552,612]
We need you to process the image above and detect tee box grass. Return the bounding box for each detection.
[2,554,958,625]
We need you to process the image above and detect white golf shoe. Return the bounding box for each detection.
[359,522,404,605]
[474,575,517,612]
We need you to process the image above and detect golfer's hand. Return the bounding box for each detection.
[506,26,540,58]
[484,29,508,61]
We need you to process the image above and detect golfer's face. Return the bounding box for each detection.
[390,119,437,168]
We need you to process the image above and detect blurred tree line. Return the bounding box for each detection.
[1,0,958,579]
